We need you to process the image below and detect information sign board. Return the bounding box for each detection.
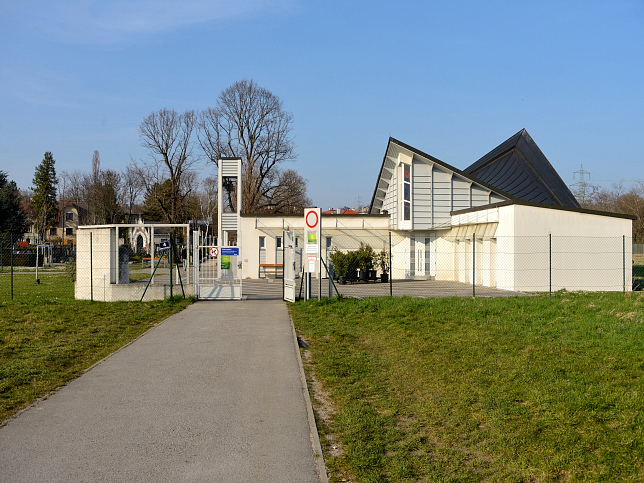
[303,208,321,274]
[221,247,239,256]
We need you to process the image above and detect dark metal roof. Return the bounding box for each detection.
[464,129,580,208]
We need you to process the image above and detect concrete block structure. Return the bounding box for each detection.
[75,224,192,302]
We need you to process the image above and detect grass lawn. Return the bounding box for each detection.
[0,272,193,422]
[290,292,644,482]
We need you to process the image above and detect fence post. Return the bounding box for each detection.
[623,235,626,294]
[90,232,93,302]
[472,233,476,298]
[549,234,552,297]
[170,233,173,299]
[389,232,393,297]
[10,233,14,301]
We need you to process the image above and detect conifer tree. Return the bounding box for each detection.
[32,152,58,242]
[0,171,28,247]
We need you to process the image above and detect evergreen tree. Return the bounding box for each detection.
[32,152,58,242]
[0,171,29,247]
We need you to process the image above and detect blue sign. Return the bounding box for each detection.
[159,240,171,251]
[220,247,239,256]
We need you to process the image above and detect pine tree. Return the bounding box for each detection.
[32,152,58,242]
[0,171,28,247]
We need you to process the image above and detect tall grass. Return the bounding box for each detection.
[291,293,644,482]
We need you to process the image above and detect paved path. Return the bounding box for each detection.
[0,301,325,482]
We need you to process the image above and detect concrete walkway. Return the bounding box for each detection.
[0,301,326,482]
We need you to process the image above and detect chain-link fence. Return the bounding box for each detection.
[1,226,192,302]
[2,231,642,302]
[303,233,639,299]
[0,236,77,302]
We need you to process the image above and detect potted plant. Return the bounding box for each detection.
[356,243,376,282]
[346,250,359,283]
[376,248,390,283]
[329,250,348,284]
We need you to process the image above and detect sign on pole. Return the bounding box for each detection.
[159,240,171,251]
[304,207,321,274]
[209,246,218,258]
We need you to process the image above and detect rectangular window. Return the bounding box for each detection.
[66,228,73,236]
[50,228,57,236]
[65,212,74,221]
[402,164,411,221]
[259,236,265,249]
[326,236,332,249]
[276,237,282,249]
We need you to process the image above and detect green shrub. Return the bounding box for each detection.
[356,243,375,272]
[329,250,348,278]
[65,260,76,282]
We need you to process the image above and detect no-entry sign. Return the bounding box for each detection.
[303,207,321,274]
[305,209,319,229]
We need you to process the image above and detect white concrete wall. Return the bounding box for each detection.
[76,225,192,301]
[75,227,114,300]
[448,204,633,292]
[240,214,390,280]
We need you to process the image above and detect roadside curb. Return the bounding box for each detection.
[289,308,329,483]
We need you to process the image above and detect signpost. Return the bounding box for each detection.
[303,207,321,300]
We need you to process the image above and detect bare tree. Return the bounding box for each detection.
[584,180,644,242]
[122,162,144,223]
[268,169,312,214]
[197,176,218,238]
[199,80,308,214]
[136,109,197,223]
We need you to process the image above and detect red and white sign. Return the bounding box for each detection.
[305,208,319,229]
[209,246,218,258]
[304,207,321,274]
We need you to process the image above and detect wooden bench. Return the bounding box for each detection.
[259,263,283,278]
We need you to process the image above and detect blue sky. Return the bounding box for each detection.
[1,0,643,210]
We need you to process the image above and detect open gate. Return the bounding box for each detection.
[283,230,296,302]
[193,235,243,300]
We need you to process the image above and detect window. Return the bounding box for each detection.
[65,212,74,221]
[402,164,411,221]
[66,228,73,236]
[326,237,332,249]
[50,228,57,236]
[259,236,265,249]
[276,237,282,249]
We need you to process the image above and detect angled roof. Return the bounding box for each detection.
[369,137,511,214]
[464,129,580,208]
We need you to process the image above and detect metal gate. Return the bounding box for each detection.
[193,231,242,300]
[283,230,296,302]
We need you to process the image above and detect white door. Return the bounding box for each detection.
[415,236,425,277]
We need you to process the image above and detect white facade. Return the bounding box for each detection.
[446,203,633,292]
[237,135,635,293]
[239,214,390,280]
